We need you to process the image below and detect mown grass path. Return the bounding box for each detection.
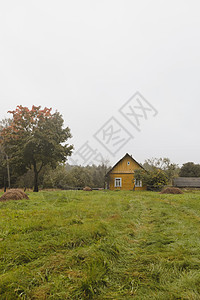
[0,191,200,299]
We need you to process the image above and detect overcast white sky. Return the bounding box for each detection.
[0,1,200,166]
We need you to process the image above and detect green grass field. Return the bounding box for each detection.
[1,190,200,299]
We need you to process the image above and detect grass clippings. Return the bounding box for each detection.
[0,189,29,201]
[83,186,92,191]
[160,187,183,194]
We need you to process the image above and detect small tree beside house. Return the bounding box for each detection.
[134,168,168,191]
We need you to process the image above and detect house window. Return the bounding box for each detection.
[135,179,142,187]
[127,161,130,165]
[115,178,122,187]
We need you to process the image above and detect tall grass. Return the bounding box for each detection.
[0,190,200,299]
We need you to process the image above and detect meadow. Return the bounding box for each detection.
[0,190,200,299]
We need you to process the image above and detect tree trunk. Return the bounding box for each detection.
[6,155,10,189]
[33,162,39,192]
[4,175,6,193]
[33,171,39,192]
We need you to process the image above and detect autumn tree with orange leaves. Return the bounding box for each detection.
[0,105,73,192]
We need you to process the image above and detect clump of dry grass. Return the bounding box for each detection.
[160,187,183,194]
[83,186,92,191]
[0,189,29,201]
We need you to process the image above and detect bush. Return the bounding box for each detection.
[135,169,168,191]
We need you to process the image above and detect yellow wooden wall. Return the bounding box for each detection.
[111,155,142,173]
[109,173,134,190]
[108,155,146,191]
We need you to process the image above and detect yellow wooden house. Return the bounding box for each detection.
[106,153,146,191]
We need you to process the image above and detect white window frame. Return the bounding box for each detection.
[127,161,130,165]
[135,179,142,187]
[115,178,122,187]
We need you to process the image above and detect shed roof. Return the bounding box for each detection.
[173,177,200,187]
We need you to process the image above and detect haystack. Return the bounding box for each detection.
[83,186,92,191]
[160,187,183,194]
[0,189,29,201]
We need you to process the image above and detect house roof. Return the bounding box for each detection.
[106,153,144,176]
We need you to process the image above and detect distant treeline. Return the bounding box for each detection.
[1,163,111,190]
[1,159,200,191]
